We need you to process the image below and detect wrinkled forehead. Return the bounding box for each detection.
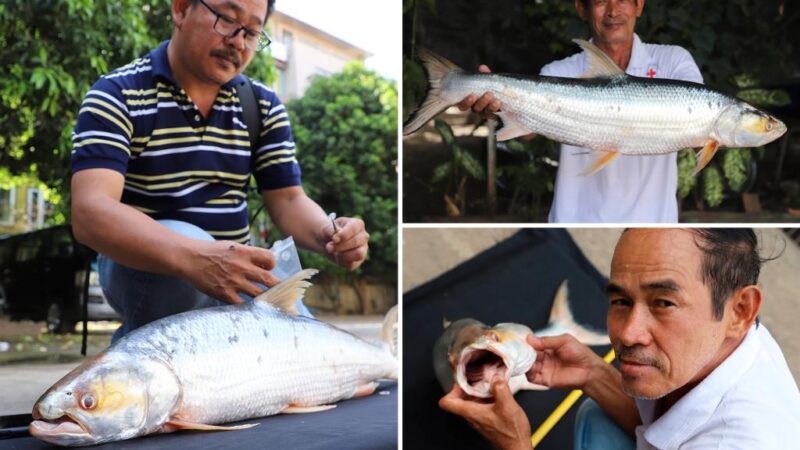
[207,0,269,26]
[611,229,704,282]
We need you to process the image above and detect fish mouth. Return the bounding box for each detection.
[29,414,92,442]
[456,346,509,398]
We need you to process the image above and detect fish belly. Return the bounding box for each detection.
[446,73,730,154]
[122,304,394,425]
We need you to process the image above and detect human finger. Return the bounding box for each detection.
[478,64,492,73]
[472,92,495,113]
[248,246,276,270]
[330,229,369,253]
[457,94,477,111]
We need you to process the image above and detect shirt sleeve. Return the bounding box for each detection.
[668,47,704,85]
[250,82,302,190]
[70,77,133,175]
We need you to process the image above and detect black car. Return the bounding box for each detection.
[0,225,119,333]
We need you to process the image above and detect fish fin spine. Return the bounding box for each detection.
[573,39,626,78]
[252,268,318,315]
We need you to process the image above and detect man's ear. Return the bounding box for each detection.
[574,0,588,21]
[636,0,646,17]
[172,0,193,29]
[726,285,762,337]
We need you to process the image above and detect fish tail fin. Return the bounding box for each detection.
[380,305,398,358]
[548,280,610,346]
[402,48,462,136]
[253,268,319,315]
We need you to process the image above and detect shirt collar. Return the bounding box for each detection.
[150,39,246,89]
[635,324,762,450]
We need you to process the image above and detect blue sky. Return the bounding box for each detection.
[274,0,400,81]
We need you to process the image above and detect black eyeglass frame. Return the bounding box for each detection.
[196,0,272,52]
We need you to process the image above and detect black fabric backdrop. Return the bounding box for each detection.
[403,229,614,450]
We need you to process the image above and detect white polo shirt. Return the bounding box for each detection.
[540,34,703,223]
[634,324,800,449]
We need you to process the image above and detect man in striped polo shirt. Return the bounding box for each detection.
[70,0,370,342]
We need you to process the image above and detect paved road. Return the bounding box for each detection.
[0,315,384,416]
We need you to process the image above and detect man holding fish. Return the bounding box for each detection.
[69,0,369,342]
[439,229,800,449]
[458,0,703,223]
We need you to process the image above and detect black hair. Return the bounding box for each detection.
[190,0,276,22]
[687,229,775,320]
[581,0,639,8]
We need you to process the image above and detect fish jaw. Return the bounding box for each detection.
[454,326,536,398]
[29,353,181,446]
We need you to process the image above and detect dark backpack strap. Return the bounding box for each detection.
[237,76,261,150]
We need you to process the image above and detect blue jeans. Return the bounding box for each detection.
[100,220,312,343]
[573,399,636,450]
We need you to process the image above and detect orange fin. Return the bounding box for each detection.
[282,404,337,414]
[166,419,258,431]
[352,382,380,399]
[580,151,620,176]
[693,139,720,176]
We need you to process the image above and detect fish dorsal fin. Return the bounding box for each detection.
[253,268,319,315]
[544,279,610,346]
[573,39,625,78]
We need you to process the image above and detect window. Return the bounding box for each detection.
[0,189,14,225]
[26,188,45,227]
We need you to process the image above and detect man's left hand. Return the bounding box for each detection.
[439,376,532,450]
[325,217,369,270]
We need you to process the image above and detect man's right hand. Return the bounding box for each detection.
[185,240,280,305]
[456,65,502,119]
[526,334,606,390]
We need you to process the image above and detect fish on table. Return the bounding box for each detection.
[432,280,608,398]
[404,40,786,175]
[29,269,397,446]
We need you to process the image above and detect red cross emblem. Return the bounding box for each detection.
[647,67,657,78]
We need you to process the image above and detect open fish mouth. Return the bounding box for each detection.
[29,415,91,441]
[457,346,510,398]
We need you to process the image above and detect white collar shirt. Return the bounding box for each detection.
[540,34,704,223]
[634,324,800,449]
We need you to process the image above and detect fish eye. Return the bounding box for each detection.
[80,393,97,410]
[766,121,773,131]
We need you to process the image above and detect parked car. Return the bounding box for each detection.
[0,225,120,333]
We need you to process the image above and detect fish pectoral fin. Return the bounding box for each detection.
[693,139,720,176]
[573,39,625,78]
[351,382,380,398]
[282,404,337,414]
[580,150,620,176]
[252,268,318,315]
[165,419,258,432]
[494,113,532,142]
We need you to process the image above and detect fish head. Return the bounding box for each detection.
[716,104,787,147]
[29,353,180,446]
[433,318,487,393]
[454,323,536,398]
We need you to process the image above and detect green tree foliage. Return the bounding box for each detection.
[0,0,275,221]
[284,62,397,279]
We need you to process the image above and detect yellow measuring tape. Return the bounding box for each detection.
[530,349,616,448]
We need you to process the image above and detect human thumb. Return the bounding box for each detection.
[491,375,512,403]
[478,64,492,73]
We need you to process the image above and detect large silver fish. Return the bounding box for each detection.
[29,269,397,446]
[404,40,786,175]
[432,280,608,398]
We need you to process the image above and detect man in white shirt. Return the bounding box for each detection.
[459,0,702,222]
[439,228,800,449]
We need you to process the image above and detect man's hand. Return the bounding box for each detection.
[185,240,280,304]
[439,376,532,450]
[456,65,502,119]
[526,334,605,390]
[324,217,369,270]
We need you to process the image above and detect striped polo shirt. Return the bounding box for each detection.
[71,40,301,243]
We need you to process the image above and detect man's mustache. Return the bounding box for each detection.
[617,346,665,372]
[210,48,241,68]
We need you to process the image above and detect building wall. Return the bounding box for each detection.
[0,187,45,235]
[268,11,368,100]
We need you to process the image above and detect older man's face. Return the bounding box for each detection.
[577,0,644,47]
[606,229,732,400]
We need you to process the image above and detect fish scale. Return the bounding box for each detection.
[29,269,397,446]
[404,42,785,175]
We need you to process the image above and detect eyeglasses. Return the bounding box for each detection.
[197,0,272,52]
